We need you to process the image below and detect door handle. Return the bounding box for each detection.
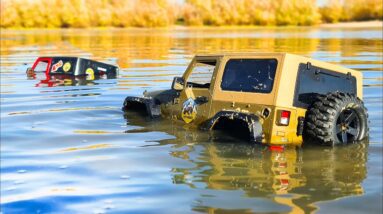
[195,96,208,104]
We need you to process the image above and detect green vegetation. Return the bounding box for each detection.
[1,0,382,28]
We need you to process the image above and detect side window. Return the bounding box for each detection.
[186,60,216,88]
[221,59,277,93]
[51,58,77,74]
[78,59,118,76]
[34,61,49,72]
[294,63,357,108]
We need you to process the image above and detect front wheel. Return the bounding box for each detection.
[304,92,368,146]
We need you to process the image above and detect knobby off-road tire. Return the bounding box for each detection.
[304,92,368,146]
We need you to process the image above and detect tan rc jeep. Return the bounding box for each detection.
[123,53,368,146]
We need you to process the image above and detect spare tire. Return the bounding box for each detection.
[304,92,368,146]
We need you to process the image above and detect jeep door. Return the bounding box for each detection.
[210,55,283,142]
[174,56,220,125]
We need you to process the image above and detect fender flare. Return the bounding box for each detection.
[203,111,263,142]
[123,96,161,118]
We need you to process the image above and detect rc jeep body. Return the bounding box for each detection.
[27,57,119,77]
[123,53,368,145]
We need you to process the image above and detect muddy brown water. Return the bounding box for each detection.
[1,27,382,213]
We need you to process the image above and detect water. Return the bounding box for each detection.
[1,27,382,213]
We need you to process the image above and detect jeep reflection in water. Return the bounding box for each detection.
[123,53,368,146]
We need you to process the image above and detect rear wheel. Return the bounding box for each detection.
[336,108,361,143]
[304,92,368,146]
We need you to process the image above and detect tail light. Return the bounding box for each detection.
[279,110,290,126]
[269,145,285,152]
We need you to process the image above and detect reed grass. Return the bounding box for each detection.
[182,0,321,26]
[0,0,381,28]
[0,0,176,28]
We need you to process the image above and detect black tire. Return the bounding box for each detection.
[304,92,369,146]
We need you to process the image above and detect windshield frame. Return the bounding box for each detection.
[183,56,220,90]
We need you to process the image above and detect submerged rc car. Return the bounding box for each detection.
[123,53,368,145]
[27,57,119,78]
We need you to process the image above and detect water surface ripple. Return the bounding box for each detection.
[1,27,382,213]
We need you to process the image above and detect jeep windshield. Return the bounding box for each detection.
[186,60,216,88]
[221,59,278,93]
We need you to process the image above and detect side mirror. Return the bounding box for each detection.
[195,96,208,104]
[171,77,184,91]
[26,67,35,77]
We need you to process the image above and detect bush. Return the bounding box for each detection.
[0,0,176,28]
[182,0,321,26]
[319,0,383,23]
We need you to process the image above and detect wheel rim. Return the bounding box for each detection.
[336,108,360,144]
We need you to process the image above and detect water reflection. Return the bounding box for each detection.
[27,71,117,87]
[2,29,382,69]
[168,139,368,213]
[123,111,368,213]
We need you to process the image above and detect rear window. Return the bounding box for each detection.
[78,58,118,76]
[293,63,357,108]
[221,59,278,93]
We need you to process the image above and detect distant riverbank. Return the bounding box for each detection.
[1,21,382,31]
[319,20,382,28]
[170,20,383,29]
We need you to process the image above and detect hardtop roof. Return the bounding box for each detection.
[36,56,118,68]
[194,52,360,75]
[39,56,85,59]
[195,52,290,57]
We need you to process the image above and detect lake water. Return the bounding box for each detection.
[1,27,382,213]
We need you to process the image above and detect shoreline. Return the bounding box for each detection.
[318,20,382,28]
[1,21,381,31]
